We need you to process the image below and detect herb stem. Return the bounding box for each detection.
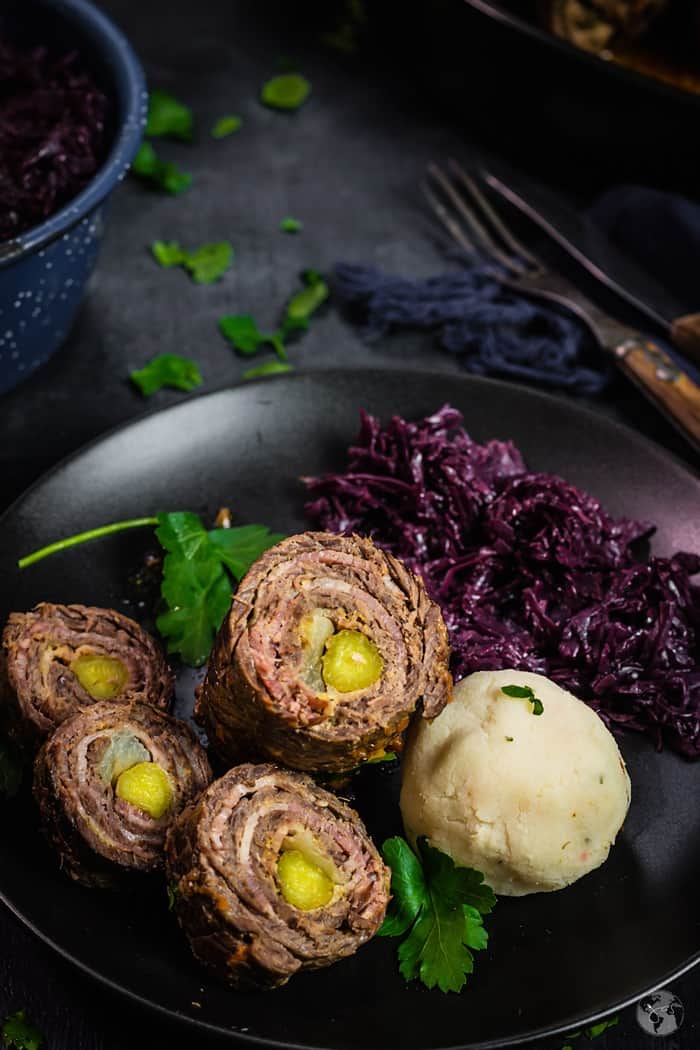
[18,517,160,569]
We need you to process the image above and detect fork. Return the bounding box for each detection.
[422,160,700,455]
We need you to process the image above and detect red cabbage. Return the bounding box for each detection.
[0,39,110,241]
[304,406,700,758]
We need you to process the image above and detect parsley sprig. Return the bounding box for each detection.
[379,837,496,993]
[18,513,283,667]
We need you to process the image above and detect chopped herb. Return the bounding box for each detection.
[145,89,193,141]
[242,361,294,380]
[151,240,233,284]
[220,270,328,366]
[130,353,203,397]
[167,882,178,910]
[131,142,192,195]
[280,217,302,233]
[219,315,286,359]
[211,115,242,138]
[1,1011,43,1050]
[281,269,329,334]
[505,736,514,742]
[0,738,23,798]
[501,683,544,716]
[261,73,311,111]
[155,513,283,665]
[378,836,495,994]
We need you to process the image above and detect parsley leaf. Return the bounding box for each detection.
[0,738,23,799]
[145,89,193,141]
[130,354,203,397]
[211,115,242,139]
[155,512,283,665]
[261,73,311,111]
[378,837,496,994]
[1,1011,43,1050]
[501,683,544,716]
[152,240,233,284]
[131,142,192,195]
[219,315,287,360]
[242,361,294,380]
[280,217,302,233]
[281,268,329,334]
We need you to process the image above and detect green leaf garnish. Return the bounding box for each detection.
[501,683,544,716]
[130,353,203,397]
[1,1011,43,1050]
[145,89,193,141]
[562,1015,619,1045]
[0,738,23,799]
[220,271,328,367]
[261,73,311,111]
[131,142,192,195]
[280,217,302,233]
[378,837,495,993]
[155,513,283,665]
[211,115,242,139]
[242,361,294,380]
[152,240,233,284]
[167,882,178,910]
[281,268,329,334]
[218,315,286,359]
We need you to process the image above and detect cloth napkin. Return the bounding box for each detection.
[332,186,700,394]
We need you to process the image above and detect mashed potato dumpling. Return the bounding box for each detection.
[400,670,631,896]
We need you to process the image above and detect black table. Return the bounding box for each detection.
[0,1,698,1047]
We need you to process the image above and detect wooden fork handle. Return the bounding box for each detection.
[671,314,700,365]
[614,337,700,456]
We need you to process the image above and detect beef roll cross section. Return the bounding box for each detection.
[1,603,174,745]
[165,762,391,989]
[34,701,212,888]
[197,532,452,772]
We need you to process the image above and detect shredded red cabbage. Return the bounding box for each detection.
[0,39,110,241]
[304,406,700,758]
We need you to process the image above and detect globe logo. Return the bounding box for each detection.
[636,990,684,1036]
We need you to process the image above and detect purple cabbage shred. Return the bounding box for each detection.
[304,406,700,758]
[0,39,110,241]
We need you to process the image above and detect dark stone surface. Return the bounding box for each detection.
[0,1,697,1047]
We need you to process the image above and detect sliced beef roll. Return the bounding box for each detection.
[34,701,212,888]
[197,531,452,773]
[165,762,390,988]
[1,603,174,745]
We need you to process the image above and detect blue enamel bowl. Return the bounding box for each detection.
[0,0,147,395]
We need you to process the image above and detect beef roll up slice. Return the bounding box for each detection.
[1,603,174,745]
[197,531,452,773]
[34,701,212,888]
[165,762,390,989]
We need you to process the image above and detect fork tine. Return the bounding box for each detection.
[449,160,543,273]
[427,162,524,277]
[420,179,480,259]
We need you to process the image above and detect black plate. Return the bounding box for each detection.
[462,0,700,104]
[1,369,699,1050]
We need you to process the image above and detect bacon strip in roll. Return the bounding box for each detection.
[33,701,212,888]
[1,603,174,745]
[197,531,452,772]
[165,762,390,988]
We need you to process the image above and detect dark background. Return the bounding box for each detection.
[0,1,698,1047]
